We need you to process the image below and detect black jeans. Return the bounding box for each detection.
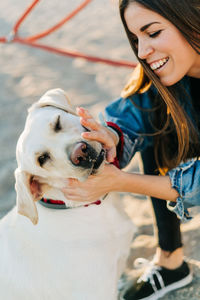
[141,146,182,252]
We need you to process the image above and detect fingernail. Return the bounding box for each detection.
[76,107,82,115]
[80,117,86,123]
[77,107,84,112]
[107,155,114,162]
[108,158,114,163]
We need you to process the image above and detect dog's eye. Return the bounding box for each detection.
[54,115,62,132]
[38,152,50,167]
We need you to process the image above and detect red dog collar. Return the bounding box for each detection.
[39,198,101,209]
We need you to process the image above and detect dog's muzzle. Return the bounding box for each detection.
[69,142,105,172]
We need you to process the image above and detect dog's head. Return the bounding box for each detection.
[15,88,105,225]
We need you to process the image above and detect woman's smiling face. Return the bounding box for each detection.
[124,2,200,86]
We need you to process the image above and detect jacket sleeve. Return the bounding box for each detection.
[167,159,200,221]
[104,89,155,169]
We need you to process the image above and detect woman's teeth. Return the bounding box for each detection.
[150,58,169,70]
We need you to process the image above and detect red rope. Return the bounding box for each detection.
[25,0,93,42]
[0,37,6,43]
[13,0,40,34]
[0,0,136,69]
[15,37,136,68]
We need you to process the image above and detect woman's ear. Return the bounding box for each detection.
[15,168,40,225]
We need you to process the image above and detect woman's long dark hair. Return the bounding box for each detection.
[119,0,200,173]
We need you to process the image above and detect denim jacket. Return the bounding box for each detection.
[104,76,200,221]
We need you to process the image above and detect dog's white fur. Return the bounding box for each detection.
[0,89,135,300]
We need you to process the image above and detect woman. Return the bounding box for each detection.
[62,0,200,299]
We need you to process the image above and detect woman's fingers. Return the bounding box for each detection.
[81,127,116,162]
[106,148,116,163]
[76,107,92,119]
[61,164,120,202]
[62,185,90,202]
[76,106,117,162]
[81,130,115,148]
[80,116,101,131]
[77,107,102,131]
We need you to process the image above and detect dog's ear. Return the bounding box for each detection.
[29,88,76,115]
[15,168,39,225]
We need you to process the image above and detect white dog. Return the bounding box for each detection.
[0,89,135,300]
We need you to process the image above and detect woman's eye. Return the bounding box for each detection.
[149,30,162,38]
[38,152,50,167]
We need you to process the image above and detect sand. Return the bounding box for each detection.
[0,1,199,299]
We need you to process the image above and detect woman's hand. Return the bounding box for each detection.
[62,164,121,202]
[77,107,118,163]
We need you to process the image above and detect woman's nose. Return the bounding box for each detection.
[137,39,154,60]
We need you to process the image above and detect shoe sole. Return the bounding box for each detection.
[119,273,193,300]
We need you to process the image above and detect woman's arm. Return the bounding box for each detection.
[62,106,178,203]
[64,107,200,221]
[119,170,179,201]
[62,164,179,202]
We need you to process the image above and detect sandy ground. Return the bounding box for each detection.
[0,1,200,299]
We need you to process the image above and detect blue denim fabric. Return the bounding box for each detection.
[104,76,200,220]
[105,88,156,168]
[167,159,200,220]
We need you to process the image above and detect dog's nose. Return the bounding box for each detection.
[70,142,97,168]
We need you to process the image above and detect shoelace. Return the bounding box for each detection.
[134,258,165,292]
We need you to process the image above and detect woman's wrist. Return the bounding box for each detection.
[102,164,124,193]
[113,169,130,192]
[109,165,126,192]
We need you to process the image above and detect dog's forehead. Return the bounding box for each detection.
[33,105,77,119]
[28,106,80,129]
[18,106,80,151]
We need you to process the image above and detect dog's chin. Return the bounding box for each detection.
[90,149,106,175]
[75,149,106,182]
